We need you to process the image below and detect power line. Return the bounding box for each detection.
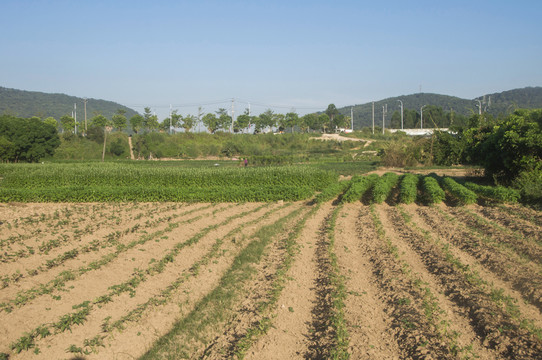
[126,98,327,113]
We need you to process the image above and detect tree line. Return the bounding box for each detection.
[40,104,353,135]
[22,102,475,136]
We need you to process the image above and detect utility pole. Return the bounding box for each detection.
[397,100,404,130]
[248,102,251,132]
[420,105,426,129]
[350,107,353,131]
[231,98,235,133]
[382,104,387,135]
[169,104,172,134]
[83,98,87,135]
[372,101,375,135]
[474,99,482,115]
[74,103,77,134]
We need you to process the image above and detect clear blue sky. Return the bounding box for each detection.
[1,0,541,119]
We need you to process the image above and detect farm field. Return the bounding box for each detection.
[1,199,541,359]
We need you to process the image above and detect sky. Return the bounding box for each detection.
[1,0,541,120]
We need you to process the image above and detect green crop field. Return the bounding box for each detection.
[0,162,338,202]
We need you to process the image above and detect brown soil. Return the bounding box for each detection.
[1,201,541,359]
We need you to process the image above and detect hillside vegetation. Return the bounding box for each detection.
[0,87,138,120]
[340,86,542,129]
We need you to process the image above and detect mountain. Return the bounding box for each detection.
[474,87,542,115]
[0,87,139,120]
[338,87,542,129]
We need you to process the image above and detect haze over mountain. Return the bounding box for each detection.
[0,87,138,121]
[1,86,541,130]
[337,86,542,128]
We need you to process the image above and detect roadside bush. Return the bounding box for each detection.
[109,138,126,157]
[478,109,542,183]
[380,137,428,167]
[513,167,542,205]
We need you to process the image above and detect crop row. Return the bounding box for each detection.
[464,182,520,203]
[0,185,316,202]
[0,163,336,189]
[341,174,378,203]
[372,172,400,204]
[328,173,519,206]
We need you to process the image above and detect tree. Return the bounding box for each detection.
[391,111,401,129]
[301,113,317,133]
[89,114,109,128]
[0,115,60,162]
[143,107,159,132]
[171,110,183,131]
[331,113,347,130]
[159,118,171,132]
[252,116,263,134]
[60,115,75,133]
[182,114,196,133]
[259,109,276,133]
[88,115,113,162]
[276,113,286,133]
[216,108,232,132]
[202,113,220,133]
[285,111,299,133]
[325,104,340,130]
[112,109,127,132]
[403,109,419,129]
[129,114,144,134]
[235,108,251,133]
[0,136,15,162]
[43,117,58,129]
[478,109,542,183]
[318,113,330,133]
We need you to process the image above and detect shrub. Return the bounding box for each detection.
[513,167,542,205]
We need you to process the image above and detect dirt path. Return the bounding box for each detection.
[128,135,135,160]
[310,133,372,146]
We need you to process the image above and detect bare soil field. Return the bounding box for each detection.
[1,201,541,359]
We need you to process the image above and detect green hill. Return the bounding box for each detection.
[339,87,542,129]
[0,86,139,120]
[474,87,542,115]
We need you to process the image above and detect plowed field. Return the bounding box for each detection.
[1,201,541,359]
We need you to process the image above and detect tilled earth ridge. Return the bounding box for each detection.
[244,203,334,359]
[2,202,286,359]
[0,201,541,359]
